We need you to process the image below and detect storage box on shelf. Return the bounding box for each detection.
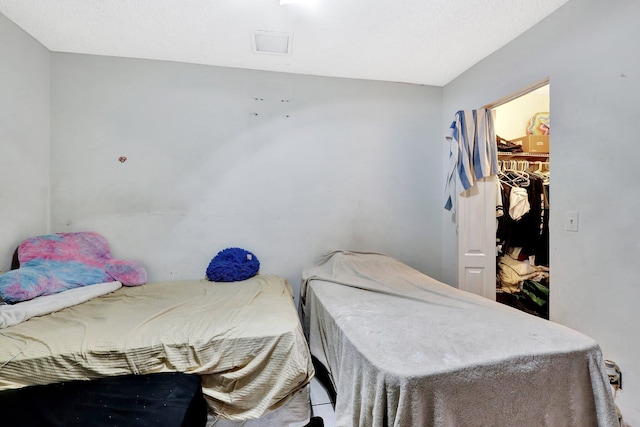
[510,135,550,153]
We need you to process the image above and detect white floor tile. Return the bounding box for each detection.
[312,403,336,427]
[310,377,332,406]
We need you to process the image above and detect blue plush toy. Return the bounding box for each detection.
[206,247,260,282]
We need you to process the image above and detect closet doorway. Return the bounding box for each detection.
[456,80,550,319]
[493,83,550,319]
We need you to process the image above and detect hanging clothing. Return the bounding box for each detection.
[444,113,472,212]
[444,109,498,212]
[496,179,504,219]
[497,176,549,266]
[472,109,499,180]
[509,187,530,221]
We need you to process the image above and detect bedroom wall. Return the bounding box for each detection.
[0,13,50,272]
[50,53,443,302]
[442,0,640,422]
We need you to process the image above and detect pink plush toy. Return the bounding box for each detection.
[0,232,147,304]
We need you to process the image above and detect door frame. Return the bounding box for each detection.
[456,78,550,300]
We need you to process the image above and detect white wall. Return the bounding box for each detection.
[0,13,50,271]
[442,0,640,422]
[493,90,550,141]
[50,53,444,301]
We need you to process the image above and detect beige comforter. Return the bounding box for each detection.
[0,275,313,420]
[301,251,618,427]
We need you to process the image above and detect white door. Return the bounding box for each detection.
[457,175,497,300]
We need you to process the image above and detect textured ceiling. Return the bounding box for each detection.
[0,0,569,86]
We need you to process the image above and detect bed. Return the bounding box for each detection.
[300,251,618,427]
[0,372,208,427]
[0,275,314,425]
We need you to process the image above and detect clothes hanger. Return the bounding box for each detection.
[518,160,529,172]
[501,161,530,188]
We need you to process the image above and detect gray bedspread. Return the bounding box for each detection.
[301,251,618,427]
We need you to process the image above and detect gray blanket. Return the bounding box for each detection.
[301,251,618,427]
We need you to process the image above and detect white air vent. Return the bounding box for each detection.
[251,30,292,56]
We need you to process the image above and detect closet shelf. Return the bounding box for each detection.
[498,151,549,159]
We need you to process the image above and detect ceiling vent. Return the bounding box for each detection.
[251,30,293,56]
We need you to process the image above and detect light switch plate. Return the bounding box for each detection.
[565,210,579,232]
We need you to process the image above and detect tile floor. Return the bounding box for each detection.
[309,377,336,427]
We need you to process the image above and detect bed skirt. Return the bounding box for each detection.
[0,372,207,427]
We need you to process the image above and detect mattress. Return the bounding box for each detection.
[301,251,618,427]
[206,384,311,427]
[0,275,314,421]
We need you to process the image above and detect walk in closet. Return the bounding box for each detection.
[492,85,550,319]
